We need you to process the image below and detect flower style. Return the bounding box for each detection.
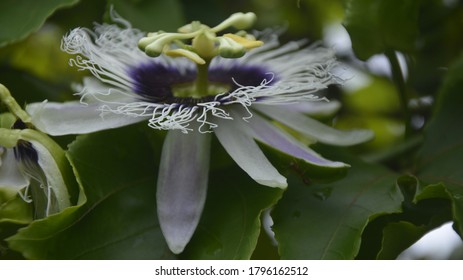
[1,85,71,219]
[25,11,373,253]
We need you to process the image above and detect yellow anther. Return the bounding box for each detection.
[223,33,264,49]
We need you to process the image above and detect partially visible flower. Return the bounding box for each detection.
[25,11,373,253]
[0,85,71,219]
[0,123,71,219]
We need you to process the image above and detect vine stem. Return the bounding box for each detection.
[385,49,411,137]
[0,83,31,123]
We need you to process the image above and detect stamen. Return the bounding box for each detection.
[223,33,263,49]
[139,32,198,57]
[216,36,246,58]
[165,49,206,65]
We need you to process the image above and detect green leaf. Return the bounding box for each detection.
[7,125,173,259]
[377,221,427,260]
[416,54,463,237]
[344,0,420,60]
[0,221,27,259]
[0,0,79,47]
[0,189,32,259]
[415,183,449,201]
[107,0,185,31]
[272,150,403,259]
[357,180,451,260]
[181,161,284,259]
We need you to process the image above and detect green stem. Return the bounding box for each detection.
[0,112,16,129]
[195,60,210,97]
[385,49,411,137]
[0,83,31,124]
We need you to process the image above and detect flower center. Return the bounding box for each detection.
[129,62,275,106]
[137,12,264,99]
[171,82,231,99]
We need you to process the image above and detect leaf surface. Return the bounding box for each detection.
[0,0,79,47]
[272,150,403,259]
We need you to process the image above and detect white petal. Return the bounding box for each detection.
[245,112,348,168]
[0,147,29,191]
[26,101,145,136]
[214,116,287,189]
[276,100,341,116]
[29,140,71,213]
[156,128,211,254]
[76,77,110,92]
[256,105,374,146]
[76,77,139,104]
